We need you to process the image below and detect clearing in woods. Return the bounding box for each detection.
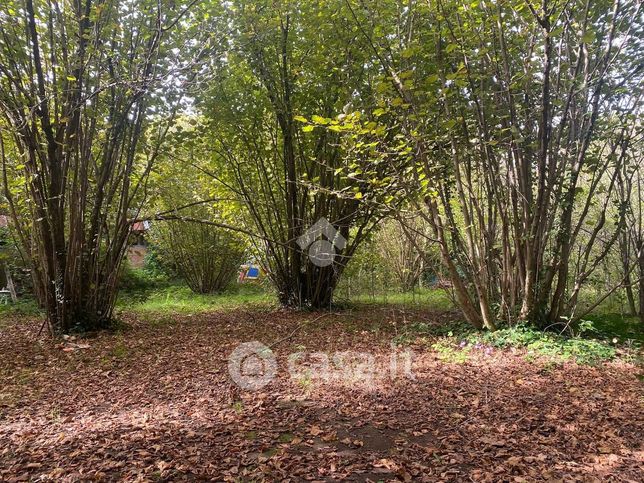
[0,307,642,481]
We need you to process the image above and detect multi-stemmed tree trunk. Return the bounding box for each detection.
[151,218,246,294]
[347,0,642,329]
[0,0,200,333]
[617,148,644,323]
[202,0,399,308]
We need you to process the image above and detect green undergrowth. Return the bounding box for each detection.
[394,318,640,366]
[431,339,472,363]
[0,297,42,322]
[117,283,275,316]
[470,324,621,365]
[117,268,170,301]
[580,312,643,343]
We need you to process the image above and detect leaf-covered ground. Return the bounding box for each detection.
[0,308,642,482]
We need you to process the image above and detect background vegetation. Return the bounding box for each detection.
[0,0,642,339]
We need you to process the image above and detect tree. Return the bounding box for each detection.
[151,218,245,294]
[617,145,644,323]
[345,0,643,329]
[0,0,203,333]
[375,217,438,292]
[200,0,402,308]
[142,117,248,295]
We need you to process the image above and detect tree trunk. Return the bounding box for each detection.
[638,241,644,324]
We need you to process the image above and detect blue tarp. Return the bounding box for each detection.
[246,266,260,278]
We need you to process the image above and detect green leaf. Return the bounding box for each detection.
[311,115,329,125]
[581,30,595,44]
[401,47,415,58]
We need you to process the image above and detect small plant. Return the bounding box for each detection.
[110,341,129,360]
[539,360,561,374]
[575,319,599,337]
[297,370,313,391]
[467,324,618,365]
[278,432,295,443]
[48,406,62,422]
[431,340,470,363]
[232,401,244,413]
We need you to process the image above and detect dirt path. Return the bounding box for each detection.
[0,309,642,481]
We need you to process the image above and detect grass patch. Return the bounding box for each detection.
[110,340,130,360]
[117,283,274,315]
[0,297,42,321]
[278,432,295,443]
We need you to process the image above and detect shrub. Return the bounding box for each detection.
[150,221,245,294]
[118,263,170,294]
[393,318,623,366]
[469,324,617,365]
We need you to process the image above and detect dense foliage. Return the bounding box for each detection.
[0,0,207,332]
[339,0,643,328]
[150,220,245,294]
[1,0,641,330]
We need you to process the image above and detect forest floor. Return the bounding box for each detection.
[0,306,642,482]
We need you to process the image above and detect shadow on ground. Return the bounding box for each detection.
[0,308,642,481]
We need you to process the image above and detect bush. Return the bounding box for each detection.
[469,324,618,365]
[150,220,246,294]
[393,318,624,365]
[142,243,177,279]
[118,263,170,294]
